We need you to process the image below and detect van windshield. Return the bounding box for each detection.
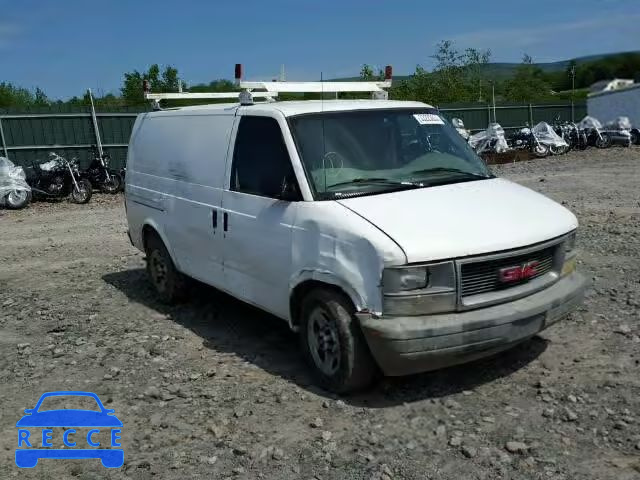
[289,108,492,199]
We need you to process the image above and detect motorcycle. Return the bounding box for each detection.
[468,123,510,156]
[507,124,549,158]
[532,121,569,155]
[603,117,634,148]
[82,145,123,193]
[0,157,32,210]
[552,117,587,152]
[578,116,611,149]
[25,152,92,204]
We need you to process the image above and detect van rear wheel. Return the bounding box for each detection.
[299,289,377,393]
[145,234,188,303]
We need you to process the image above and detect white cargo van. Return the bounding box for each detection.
[125,75,586,392]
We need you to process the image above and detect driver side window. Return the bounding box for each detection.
[231,116,299,199]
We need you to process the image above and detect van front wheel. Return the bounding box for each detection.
[300,289,377,393]
[145,234,188,303]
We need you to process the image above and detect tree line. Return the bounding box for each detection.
[2,42,639,109]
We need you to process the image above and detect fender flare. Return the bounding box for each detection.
[288,269,370,328]
[141,219,182,271]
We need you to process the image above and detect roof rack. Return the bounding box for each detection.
[144,64,393,109]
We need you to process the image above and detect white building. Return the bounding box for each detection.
[588,83,640,126]
[589,78,634,94]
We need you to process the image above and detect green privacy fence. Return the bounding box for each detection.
[0,105,147,171]
[1,102,586,170]
[439,102,587,132]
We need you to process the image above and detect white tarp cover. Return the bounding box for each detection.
[578,116,603,130]
[38,159,58,171]
[532,122,569,147]
[451,118,470,140]
[468,123,509,154]
[605,116,632,130]
[0,157,31,198]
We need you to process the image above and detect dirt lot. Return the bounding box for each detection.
[1,148,639,480]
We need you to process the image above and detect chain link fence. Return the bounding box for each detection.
[1,102,586,171]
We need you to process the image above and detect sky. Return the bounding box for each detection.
[1,0,639,99]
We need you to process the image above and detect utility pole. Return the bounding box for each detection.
[88,89,103,158]
[570,65,576,123]
[491,81,497,123]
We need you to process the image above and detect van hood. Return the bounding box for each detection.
[337,178,577,263]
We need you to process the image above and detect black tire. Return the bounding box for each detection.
[145,233,188,304]
[70,179,92,204]
[101,172,122,194]
[577,136,588,150]
[299,289,377,393]
[549,145,563,156]
[631,131,640,146]
[532,143,549,158]
[596,133,611,149]
[4,190,32,209]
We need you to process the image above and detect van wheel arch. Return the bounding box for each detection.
[141,224,173,260]
[290,280,360,329]
[141,224,159,251]
[142,225,188,303]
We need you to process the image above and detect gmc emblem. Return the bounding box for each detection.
[498,261,539,283]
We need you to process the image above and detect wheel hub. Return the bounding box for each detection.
[149,251,168,292]
[8,190,28,203]
[308,309,340,375]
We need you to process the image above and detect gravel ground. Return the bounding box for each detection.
[1,147,639,480]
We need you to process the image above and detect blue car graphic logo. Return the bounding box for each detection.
[16,391,123,468]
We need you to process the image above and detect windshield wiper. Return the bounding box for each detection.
[410,167,493,179]
[326,177,423,190]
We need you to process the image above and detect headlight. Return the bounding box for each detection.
[382,262,455,293]
[382,262,456,316]
[382,267,428,292]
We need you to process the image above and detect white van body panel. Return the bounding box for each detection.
[126,109,236,283]
[337,178,578,263]
[290,201,406,315]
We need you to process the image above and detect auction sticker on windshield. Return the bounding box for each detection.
[413,113,444,125]
[15,391,123,468]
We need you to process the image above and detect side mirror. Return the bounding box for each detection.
[277,176,300,202]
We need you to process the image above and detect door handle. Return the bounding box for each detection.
[212,210,217,229]
[223,212,228,232]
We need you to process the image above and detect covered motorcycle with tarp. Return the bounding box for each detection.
[604,116,637,146]
[451,118,470,141]
[468,123,510,155]
[0,157,32,209]
[578,116,611,148]
[532,122,569,155]
[507,125,549,158]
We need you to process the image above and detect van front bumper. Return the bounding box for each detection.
[359,272,587,376]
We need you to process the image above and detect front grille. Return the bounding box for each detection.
[460,246,556,297]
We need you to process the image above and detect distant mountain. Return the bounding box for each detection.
[480,51,640,80]
[333,51,640,82]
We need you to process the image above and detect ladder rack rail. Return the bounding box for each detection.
[143,64,393,106]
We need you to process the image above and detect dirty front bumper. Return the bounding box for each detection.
[359,272,587,376]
